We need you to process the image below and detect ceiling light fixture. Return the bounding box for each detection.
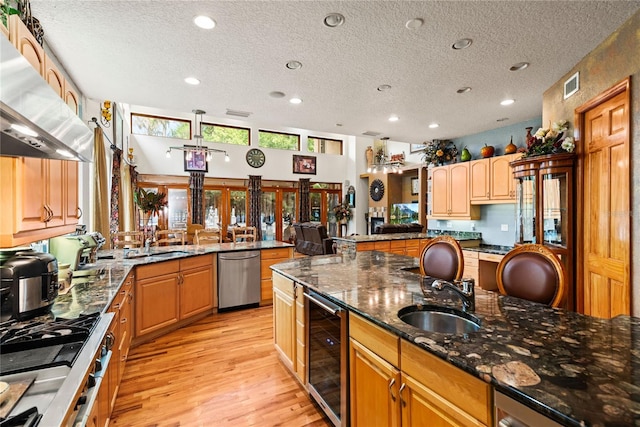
[405,18,423,29]
[194,15,216,29]
[184,77,200,85]
[323,13,345,28]
[289,97,302,104]
[452,38,473,50]
[388,115,399,122]
[377,84,391,92]
[510,62,529,71]
[367,138,404,174]
[285,60,302,70]
[10,123,38,137]
[456,87,471,94]
[165,109,229,164]
[428,123,439,129]
[500,99,515,106]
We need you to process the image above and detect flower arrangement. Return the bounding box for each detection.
[134,188,167,215]
[525,120,575,157]
[333,203,352,222]
[421,140,458,166]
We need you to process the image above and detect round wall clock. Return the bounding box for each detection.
[246,148,265,168]
[369,179,385,201]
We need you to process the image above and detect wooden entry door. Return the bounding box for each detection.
[580,81,630,318]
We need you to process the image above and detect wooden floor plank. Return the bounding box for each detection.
[110,306,331,427]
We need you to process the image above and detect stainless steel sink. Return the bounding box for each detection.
[398,305,481,334]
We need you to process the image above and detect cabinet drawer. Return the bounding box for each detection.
[389,240,406,249]
[462,250,479,260]
[136,260,179,280]
[374,241,391,251]
[479,252,504,263]
[357,242,376,251]
[349,313,399,367]
[262,247,292,260]
[401,340,492,425]
[180,254,213,270]
[405,240,420,249]
[464,257,479,267]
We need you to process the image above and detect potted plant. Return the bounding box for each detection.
[333,203,352,223]
[134,188,167,238]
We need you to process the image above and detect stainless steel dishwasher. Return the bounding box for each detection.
[217,250,261,310]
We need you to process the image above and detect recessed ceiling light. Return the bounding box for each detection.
[194,15,215,29]
[500,99,515,106]
[289,97,302,104]
[324,13,345,28]
[456,87,471,94]
[405,18,423,30]
[428,123,439,129]
[510,62,529,71]
[336,123,343,127]
[269,91,286,98]
[184,77,200,85]
[388,115,399,122]
[452,38,473,50]
[286,60,302,70]
[377,84,391,92]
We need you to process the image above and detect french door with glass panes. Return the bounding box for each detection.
[203,186,247,241]
[260,188,297,241]
[309,189,341,237]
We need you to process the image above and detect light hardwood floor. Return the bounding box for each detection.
[110,306,331,427]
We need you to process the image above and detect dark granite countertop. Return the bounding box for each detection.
[270,251,639,427]
[333,230,482,243]
[463,244,514,256]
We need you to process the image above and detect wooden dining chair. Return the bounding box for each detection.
[155,229,185,246]
[418,235,464,281]
[195,229,221,245]
[496,244,566,307]
[112,231,144,249]
[186,224,204,245]
[231,226,257,242]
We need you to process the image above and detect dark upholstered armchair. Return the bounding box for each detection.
[293,223,334,256]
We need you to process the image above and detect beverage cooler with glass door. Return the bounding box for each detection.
[511,153,576,310]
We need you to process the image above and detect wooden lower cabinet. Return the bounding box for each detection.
[272,272,305,385]
[260,247,293,304]
[349,313,492,427]
[135,255,214,339]
[356,239,422,257]
[462,250,479,284]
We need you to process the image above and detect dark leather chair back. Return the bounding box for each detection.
[418,236,464,281]
[496,244,566,307]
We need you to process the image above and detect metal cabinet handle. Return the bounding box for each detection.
[389,378,396,402]
[76,207,83,219]
[121,317,127,324]
[399,383,407,407]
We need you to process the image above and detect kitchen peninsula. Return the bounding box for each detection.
[271,251,639,427]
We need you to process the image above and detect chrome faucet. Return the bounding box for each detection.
[431,278,475,312]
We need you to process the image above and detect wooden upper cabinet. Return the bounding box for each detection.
[65,88,79,115]
[64,161,80,225]
[449,163,472,217]
[44,55,65,98]
[469,159,490,202]
[9,15,44,75]
[429,166,449,217]
[490,154,521,201]
[429,162,479,219]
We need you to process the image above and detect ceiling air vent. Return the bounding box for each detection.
[226,109,252,118]
[362,131,381,137]
[564,72,579,99]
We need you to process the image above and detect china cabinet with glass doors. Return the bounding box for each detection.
[511,153,576,310]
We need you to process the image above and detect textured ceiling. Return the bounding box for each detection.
[30,1,639,144]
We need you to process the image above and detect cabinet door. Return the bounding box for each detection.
[469,159,490,202]
[448,163,470,217]
[180,265,213,318]
[65,87,79,115]
[44,54,65,98]
[401,373,484,427]
[273,273,295,371]
[46,159,65,227]
[349,338,401,427]
[9,15,44,75]
[490,156,516,200]
[294,283,306,384]
[430,166,449,216]
[135,274,179,337]
[64,161,80,224]
[15,157,46,232]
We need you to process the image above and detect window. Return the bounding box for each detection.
[259,130,299,150]
[308,137,343,154]
[131,113,191,139]
[201,123,250,146]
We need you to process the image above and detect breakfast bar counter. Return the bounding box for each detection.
[271,251,639,427]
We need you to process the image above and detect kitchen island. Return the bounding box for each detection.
[271,251,639,427]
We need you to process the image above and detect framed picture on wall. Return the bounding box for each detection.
[293,155,316,174]
[183,145,209,172]
[411,177,419,195]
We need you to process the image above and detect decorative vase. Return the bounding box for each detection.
[525,127,534,146]
[365,146,373,168]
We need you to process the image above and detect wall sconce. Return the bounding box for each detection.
[101,100,112,127]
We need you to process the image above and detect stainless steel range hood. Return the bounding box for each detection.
[0,36,93,162]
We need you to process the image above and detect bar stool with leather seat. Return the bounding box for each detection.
[155,229,185,246]
[231,226,257,242]
[496,244,566,308]
[418,235,464,281]
[112,231,144,249]
[195,229,221,245]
